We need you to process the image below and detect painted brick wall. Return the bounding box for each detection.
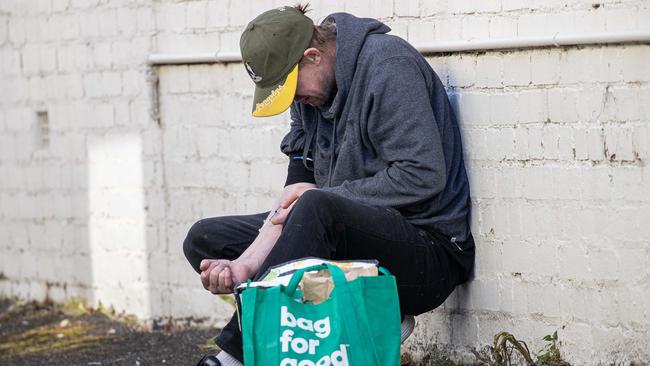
[0,0,648,364]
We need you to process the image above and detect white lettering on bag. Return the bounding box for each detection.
[281,305,297,327]
[279,306,348,365]
[281,306,331,338]
[279,345,349,366]
[313,317,330,339]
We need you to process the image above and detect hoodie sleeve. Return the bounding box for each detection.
[321,56,446,207]
[280,103,316,186]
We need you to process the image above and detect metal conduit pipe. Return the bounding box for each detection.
[146,51,242,65]
[416,29,650,53]
[147,30,650,66]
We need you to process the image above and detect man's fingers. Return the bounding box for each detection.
[200,259,220,280]
[200,261,221,289]
[280,191,299,208]
[271,201,297,225]
[280,199,292,209]
[200,265,213,289]
[204,262,227,292]
[208,267,219,293]
[200,259,215,271]
[219,267,233,291]
[201,265,214,290]
[270,209,288,225]
[208,263,226,293]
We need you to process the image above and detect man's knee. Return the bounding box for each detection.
[286,189,338,226]
[183,220,207,273]
[293,189,337,212]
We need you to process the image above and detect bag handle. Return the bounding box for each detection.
[285,263,348,298]
[378,266,391,276]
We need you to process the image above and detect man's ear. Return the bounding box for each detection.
[302,47,322,64]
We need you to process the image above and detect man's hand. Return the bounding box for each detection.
[271,183,317,225]
[200,259,256,294]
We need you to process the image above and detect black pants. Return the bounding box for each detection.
[183,190,474,362]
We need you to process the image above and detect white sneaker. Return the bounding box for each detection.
[400,315,415,344]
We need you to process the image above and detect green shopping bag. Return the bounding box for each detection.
[241,263,401,365]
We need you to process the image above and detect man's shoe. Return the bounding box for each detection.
[400,314,415,344]
[195,355,221,366]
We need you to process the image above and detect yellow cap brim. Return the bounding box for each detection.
[252,64,299,117]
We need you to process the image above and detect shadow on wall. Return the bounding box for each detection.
[0,107,94,306]
[441,73,477,346]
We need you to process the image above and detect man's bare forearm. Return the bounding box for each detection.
[233,182,317,277]
[235,221,283,274]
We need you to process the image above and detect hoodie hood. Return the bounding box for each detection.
[325,13,391,118]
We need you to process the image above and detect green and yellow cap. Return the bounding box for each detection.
[240,6,314,117]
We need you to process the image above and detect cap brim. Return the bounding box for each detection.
[252,64,299,117]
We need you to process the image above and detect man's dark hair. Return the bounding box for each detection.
[293,3,311,14]
[294,3,337,54]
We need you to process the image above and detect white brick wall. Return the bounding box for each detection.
[0,0,649,364]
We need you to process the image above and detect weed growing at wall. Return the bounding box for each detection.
[536,331,568,366]
[472,330,570,366]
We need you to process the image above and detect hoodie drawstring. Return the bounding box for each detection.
[301,122,317,172]
[327,118,337,187]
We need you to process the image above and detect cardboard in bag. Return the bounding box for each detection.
[301,266,378,304]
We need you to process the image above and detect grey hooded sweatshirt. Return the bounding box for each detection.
[281,13,472,243]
